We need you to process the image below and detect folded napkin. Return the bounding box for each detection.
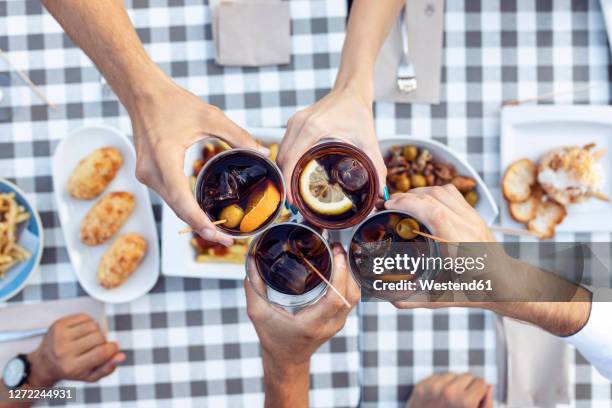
[211,0,291,67]
[373,0,445,104]
[0,297,106,369]
[496,315,571,408]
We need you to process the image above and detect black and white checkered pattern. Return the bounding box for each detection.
[1,0,611,406]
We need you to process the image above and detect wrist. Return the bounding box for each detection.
[333,75,374,107]
[25,350,57,388]
[117,63,177,118]
[262,350,310,379]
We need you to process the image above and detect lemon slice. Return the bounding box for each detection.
[299,160,353,215]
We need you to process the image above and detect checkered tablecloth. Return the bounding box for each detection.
[0,0,611,407]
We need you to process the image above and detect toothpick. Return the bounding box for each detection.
[590,191,611,203]
[592,148,608,161]
[178,219,227,235]
[179,226,194,235]
[411,230,450,243]
[502,84,594,107]
[301,256,351,308]
[0,49,57,109]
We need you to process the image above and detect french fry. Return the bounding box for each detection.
[0,192,32,278]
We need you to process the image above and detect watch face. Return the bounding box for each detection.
[3,357,25,388]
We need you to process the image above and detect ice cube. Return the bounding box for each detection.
[230,164,268,190]
[269,252,316,295]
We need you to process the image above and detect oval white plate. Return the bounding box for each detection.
[52,125,159,303]
[378,137,499,226]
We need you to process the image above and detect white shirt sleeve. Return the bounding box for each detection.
[564,287,612,381]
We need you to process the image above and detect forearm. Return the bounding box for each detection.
[334,0,405,99]
[42,0,172,115]
[488,289,592,337]
[262,351,310,408]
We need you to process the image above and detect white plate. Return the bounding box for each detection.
[500,105,612,233]
[378,137,499,226]
[52,125,160,303]
[161,127,285,280]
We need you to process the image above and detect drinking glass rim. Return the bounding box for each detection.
[347,209,440,290]
[245,221,335,309]
[290,140,380,230]
[194,146,287,239]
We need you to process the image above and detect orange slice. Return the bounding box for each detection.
[239,180,281,233]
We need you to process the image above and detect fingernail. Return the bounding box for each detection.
[383,186,390,201]
[284,200,290,210]
[290,204,299,215]
[113,353,126,363]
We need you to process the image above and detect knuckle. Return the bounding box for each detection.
[441,388,455,402]
[430,186,446,199]
[135,164,150,184]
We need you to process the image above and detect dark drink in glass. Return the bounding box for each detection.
[195,148,285,238]
[291,141,379,230]
[246,222,333,311]
[348,210,438,300]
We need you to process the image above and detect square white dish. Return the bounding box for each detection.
[500,105,612,233]
[52,125,160,303]
[161,127,285,280]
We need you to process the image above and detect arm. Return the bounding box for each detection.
[334,0,406,98]
[277,0,405,202]
[42,0,261,246]
[245,245,360,408]
[385,186,609,379]
[1,314,124,407]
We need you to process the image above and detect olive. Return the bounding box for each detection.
[403,145,418,161]
[395,174,411,192]
[396,218,420,240]
[219,204,244,228]
[464,191,479,207]
[410,174,427,188]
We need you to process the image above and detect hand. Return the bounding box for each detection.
[406,373,493,408]
[245,244,360,368]
[129,80,264,246]
[26,314,125,387]
[386,186,592,337]
[277,85,387,203]
[384,185,495,242]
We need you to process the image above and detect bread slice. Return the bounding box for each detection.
[502,159,537,202]
[509,191,540,223]
[527,198,567,240]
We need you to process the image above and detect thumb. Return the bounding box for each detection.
[201,110,267,154]
[157,146,233,246]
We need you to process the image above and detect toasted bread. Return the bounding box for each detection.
[502,159,537,202]
[527,198,567,240]
[509,187,541,223]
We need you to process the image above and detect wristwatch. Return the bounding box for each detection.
[2,354,30,389]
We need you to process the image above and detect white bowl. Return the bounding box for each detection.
[0,178,44,301]
[378,137,498,226]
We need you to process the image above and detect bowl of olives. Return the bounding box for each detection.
[378,138,498,226]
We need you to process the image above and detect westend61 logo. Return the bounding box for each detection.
[372,253,487,275]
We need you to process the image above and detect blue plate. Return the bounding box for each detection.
[0,178,44,301]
